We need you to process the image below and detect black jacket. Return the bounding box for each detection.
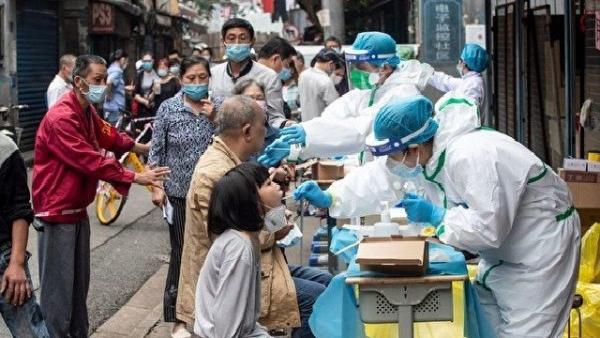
[0,133,33,245]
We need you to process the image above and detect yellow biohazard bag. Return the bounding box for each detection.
[563,223,600,338]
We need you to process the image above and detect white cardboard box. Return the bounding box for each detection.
[587,161,600,173]
[563,158,588,171]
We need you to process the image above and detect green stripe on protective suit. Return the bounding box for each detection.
[308,240,497,338]
[322,92,580,337]
[418,94,580,337]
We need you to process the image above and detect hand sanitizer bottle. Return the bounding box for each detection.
[373,201,400,237]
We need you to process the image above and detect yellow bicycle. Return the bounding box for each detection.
[95,114,154,225]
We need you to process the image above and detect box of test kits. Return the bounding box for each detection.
[559,169,600,184]
[559,169,600,208]
[356,237,428,276]
[563,158,588,171]
[559,168,600,235]
[587,161,600,173]
[312,160,344,183]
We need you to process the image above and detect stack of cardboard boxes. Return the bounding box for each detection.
[560,158,600,235]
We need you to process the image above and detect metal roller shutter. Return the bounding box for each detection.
[17,5,58,151]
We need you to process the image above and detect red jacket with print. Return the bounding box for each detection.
[32,90,136,223]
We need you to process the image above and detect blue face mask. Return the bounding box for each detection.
[82,79,106,104]
[143,61,153,71]
[387,151,423,179]
[169,65,180,75]
[226,44,251,62]
[183,83,208,102]
[278,67,292,81]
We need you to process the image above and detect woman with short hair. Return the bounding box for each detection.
[148,55,215,338]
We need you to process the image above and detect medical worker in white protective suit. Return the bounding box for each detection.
[257,31,433,166]
[294,94,581,338]
[428,43,487,106]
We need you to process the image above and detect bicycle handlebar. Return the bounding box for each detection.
[0,104,29,114]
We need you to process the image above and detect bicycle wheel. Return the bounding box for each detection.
[95,181,127,225]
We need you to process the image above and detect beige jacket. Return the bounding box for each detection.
[176,137,300,329]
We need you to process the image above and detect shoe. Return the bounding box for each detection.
[171,325,191,338]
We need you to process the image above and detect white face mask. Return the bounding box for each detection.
[331,73,344,85]
[369,71,381,86]
[264,205,287,233]
[386,151,423,179]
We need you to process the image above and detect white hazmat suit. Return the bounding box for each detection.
[327,92,581,338]
[298,60,433,159]
[428,70,485,106]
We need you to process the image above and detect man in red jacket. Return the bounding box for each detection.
[32,54,169,338]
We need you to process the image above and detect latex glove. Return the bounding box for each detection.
[293,180,332,208]
[279,124,306,145]
[401,193,445,226]
[258,139,290,167]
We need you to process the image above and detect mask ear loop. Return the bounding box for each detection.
[76,77,90,96]
[402,145,421,167]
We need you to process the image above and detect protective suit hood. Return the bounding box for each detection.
[426,92,480,174]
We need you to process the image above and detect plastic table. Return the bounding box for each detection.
[346,274,468,338]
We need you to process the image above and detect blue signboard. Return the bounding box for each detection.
[422,0,463,64]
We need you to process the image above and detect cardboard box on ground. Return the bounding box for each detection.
[559,169,600,235]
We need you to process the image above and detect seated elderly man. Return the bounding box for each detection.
[177,95,331,338]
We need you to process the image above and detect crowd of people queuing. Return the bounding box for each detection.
[0,12,507,338]
[5,16,347,338]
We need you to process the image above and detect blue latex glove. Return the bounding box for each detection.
[279,124,306,145]
[257,139,290,167]
[401,193,445,226]
[293,180,332,208]
[330,227,360,264]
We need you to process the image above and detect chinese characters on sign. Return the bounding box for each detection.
[434,3,451,60]
[422,0,462,64]
[91,3,114,34]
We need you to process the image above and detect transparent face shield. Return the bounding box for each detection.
[344,49,396,90]
[346,63,380,90]
[365,118,436,157]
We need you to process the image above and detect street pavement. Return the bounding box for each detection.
[0,168,167,337]
[2,167,327,338]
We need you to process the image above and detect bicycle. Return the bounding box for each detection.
[95,112,154,225]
